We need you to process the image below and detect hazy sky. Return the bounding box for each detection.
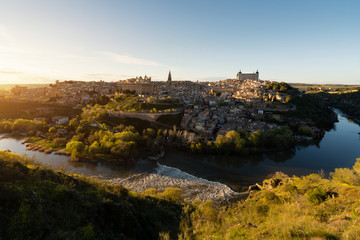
[0,0,359,84]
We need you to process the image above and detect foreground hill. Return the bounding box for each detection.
[1,151,360,239]
[189,167,360,239]
[0,151,182,240]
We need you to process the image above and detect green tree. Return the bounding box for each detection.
[214,134,226,149]
[68,117,80,130]
[114,131,139,142]
[248,130,264,147]
[53,137,67,147]
[66,141,85,160]
[110,140,136,158]
[89,141,101,155]
[12,119,41,132]
[143,128,156,138]
[48,126,56,134]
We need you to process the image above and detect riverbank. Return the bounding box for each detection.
[332,108,360,125]
[107,162,248,202]
[0,134,245,202]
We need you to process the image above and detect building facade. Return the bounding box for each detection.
[236,70,259,81]
[119,83,155,95]
[118,75,155,94]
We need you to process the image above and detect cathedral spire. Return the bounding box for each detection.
[167,70,172,82]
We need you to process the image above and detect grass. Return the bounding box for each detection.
[108,96,183,112]
[2,150,360,239]
[107,116,154,131]
[0,151,183,240]
[188,168,360,240]
[35,139,65,150]
[157,112,184,127]
[25,136,43,142]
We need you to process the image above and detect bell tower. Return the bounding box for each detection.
[236,70,242,80]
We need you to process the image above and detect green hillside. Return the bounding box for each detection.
[0,151,182,240]
[1,151,360,239]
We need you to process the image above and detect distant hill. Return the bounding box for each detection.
[291,83,360,91]
[0,84,49,91]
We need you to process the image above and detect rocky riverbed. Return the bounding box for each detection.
[107,163,246,201]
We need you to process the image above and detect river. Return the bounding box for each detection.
[160,109,360,191]
[1,109,359,199]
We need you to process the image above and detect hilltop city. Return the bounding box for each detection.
[5,70,315,144]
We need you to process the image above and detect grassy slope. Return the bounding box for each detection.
[156,112,184,127]
[327,90,360,119]
[291,83,360,91]
[0,151,182,240]
[2,150,360,240]
[189,165,360,240]
[284,94,336,129]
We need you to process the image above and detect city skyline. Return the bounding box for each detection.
[0,0,359,84]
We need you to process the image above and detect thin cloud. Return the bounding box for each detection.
[0,68,23,74]
[0,25,12,41]
[82,73,133,80]
[198,76,229,82]
[99,52,164,67]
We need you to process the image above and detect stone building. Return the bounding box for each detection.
[124,75,151,84]
[118,75,155,94]
[236,70,259,81]
[120,84,155,95]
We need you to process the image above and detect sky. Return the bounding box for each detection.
[0,0,359,84]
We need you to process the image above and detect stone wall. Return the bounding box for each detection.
[239,74,258,81]
[120,83,155,94]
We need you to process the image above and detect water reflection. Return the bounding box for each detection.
[265,149,296,163]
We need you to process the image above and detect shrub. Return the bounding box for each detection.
[330,168,360,186]
[260,190,281,204]
[286,185,299,194]
[77,224,96,240]
[306,187,328,204]
[298,126,313,136]
[48,126,56,133]
[352,158,360,173]
[144,188,159,196]
[158,231,170,240]
[161,187,183,202]
[53,137,67,146]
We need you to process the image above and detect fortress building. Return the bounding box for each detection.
[236,70,259,81]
